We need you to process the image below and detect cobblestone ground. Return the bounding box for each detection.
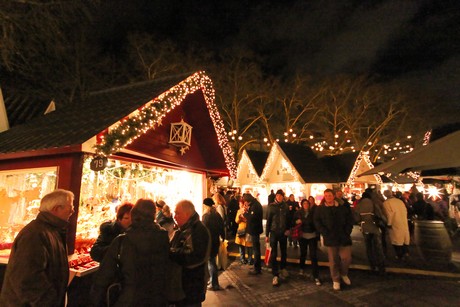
[204,260,460,307]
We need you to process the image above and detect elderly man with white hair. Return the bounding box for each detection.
[169,200,211,306]
[0,189,74,307]
[383,190,411,260]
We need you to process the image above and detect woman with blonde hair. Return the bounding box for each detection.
[235,199,253,264]
[213,192,228,239]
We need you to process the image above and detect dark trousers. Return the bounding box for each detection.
[381,227,387,254]
[394,244,409,259]
[208,255,219,287]
[269,231,287,276]
[299,237,319,278]
[251,233,261,272]
[363,233,385,271]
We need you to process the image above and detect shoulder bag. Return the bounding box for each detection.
[106,235,125,307]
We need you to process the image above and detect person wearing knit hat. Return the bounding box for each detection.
[203,198,215,207]
[202,197,224,291]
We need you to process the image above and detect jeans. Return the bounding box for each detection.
[251,234,261,272]
[269,231,287,276]
[208,256,219,287]
[238,245,253,262]
[299,237,319,278]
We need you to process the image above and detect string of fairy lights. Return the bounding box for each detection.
[93,71,237,179]
[231,127,418,161]
[346,151,382,186]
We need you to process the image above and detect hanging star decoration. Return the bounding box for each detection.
[179,146,190,155]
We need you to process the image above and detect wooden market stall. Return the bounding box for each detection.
[235,149,269,204]
[0,71,236,276]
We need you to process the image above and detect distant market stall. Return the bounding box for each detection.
[0,71,236,275]
[235,149,269,203]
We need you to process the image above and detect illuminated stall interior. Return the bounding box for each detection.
[0,168,57,247]
[76,158,204,242]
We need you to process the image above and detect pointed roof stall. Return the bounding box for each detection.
[260,142,330,184]
[0,71,237,178]
[0,71,237,255]
[236,149,269,190]
[337,151,383,185]
[245,150,269,177]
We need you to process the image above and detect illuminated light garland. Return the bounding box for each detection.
[346,151,382,186]
[259,142,302,183]
[259,142,279,182]
[94,71,237,178]
[423,130,431,146]
[237,150,262,184]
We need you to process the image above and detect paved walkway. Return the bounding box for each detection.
[203,226,460,306]
[204,260,460,306]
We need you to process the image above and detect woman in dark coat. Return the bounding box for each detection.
[294,198,321,285]
[91,199,170,307]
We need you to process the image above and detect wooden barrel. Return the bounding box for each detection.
[414,220,452,264]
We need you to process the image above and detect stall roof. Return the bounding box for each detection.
[320,152,359,183]
[0,74,188,154]
[277,142,332,183]
[0,71,237,177]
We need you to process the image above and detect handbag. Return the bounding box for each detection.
[106,235,125,307]
[216,240,229,270]
[291,224,303,241]
[237,228,246,237]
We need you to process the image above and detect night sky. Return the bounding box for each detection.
[94,0,459,118]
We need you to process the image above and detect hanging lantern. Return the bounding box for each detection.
[169,119,193,155]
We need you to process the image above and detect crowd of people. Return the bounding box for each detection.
[1,185,458,306]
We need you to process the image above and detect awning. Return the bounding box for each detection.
[358,130,460,177]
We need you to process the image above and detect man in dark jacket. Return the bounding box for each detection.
[202,197,225,291]
[0,189,74,307]
[170,200,211,306]
[265,189,291,286]
[243,193,263,275]
[314,189,355,291]
[90,202,134,262]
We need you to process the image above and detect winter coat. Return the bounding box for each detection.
[90,220,125,262]
[383,197,410,245]
[412,199,434,220]
[202,209,224,258]
[354,198,385,234]
[293,205,318,235]
[244,200,264,235]
[266,201,292,237]
[91,221,170,307]
[235,208,252,247]
[314,202,354,247]
[169,212,211,305]
[0,212,69,307]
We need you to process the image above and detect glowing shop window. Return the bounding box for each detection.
[0,167,58,245]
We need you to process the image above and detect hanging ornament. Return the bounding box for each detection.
[169,118,193,155]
